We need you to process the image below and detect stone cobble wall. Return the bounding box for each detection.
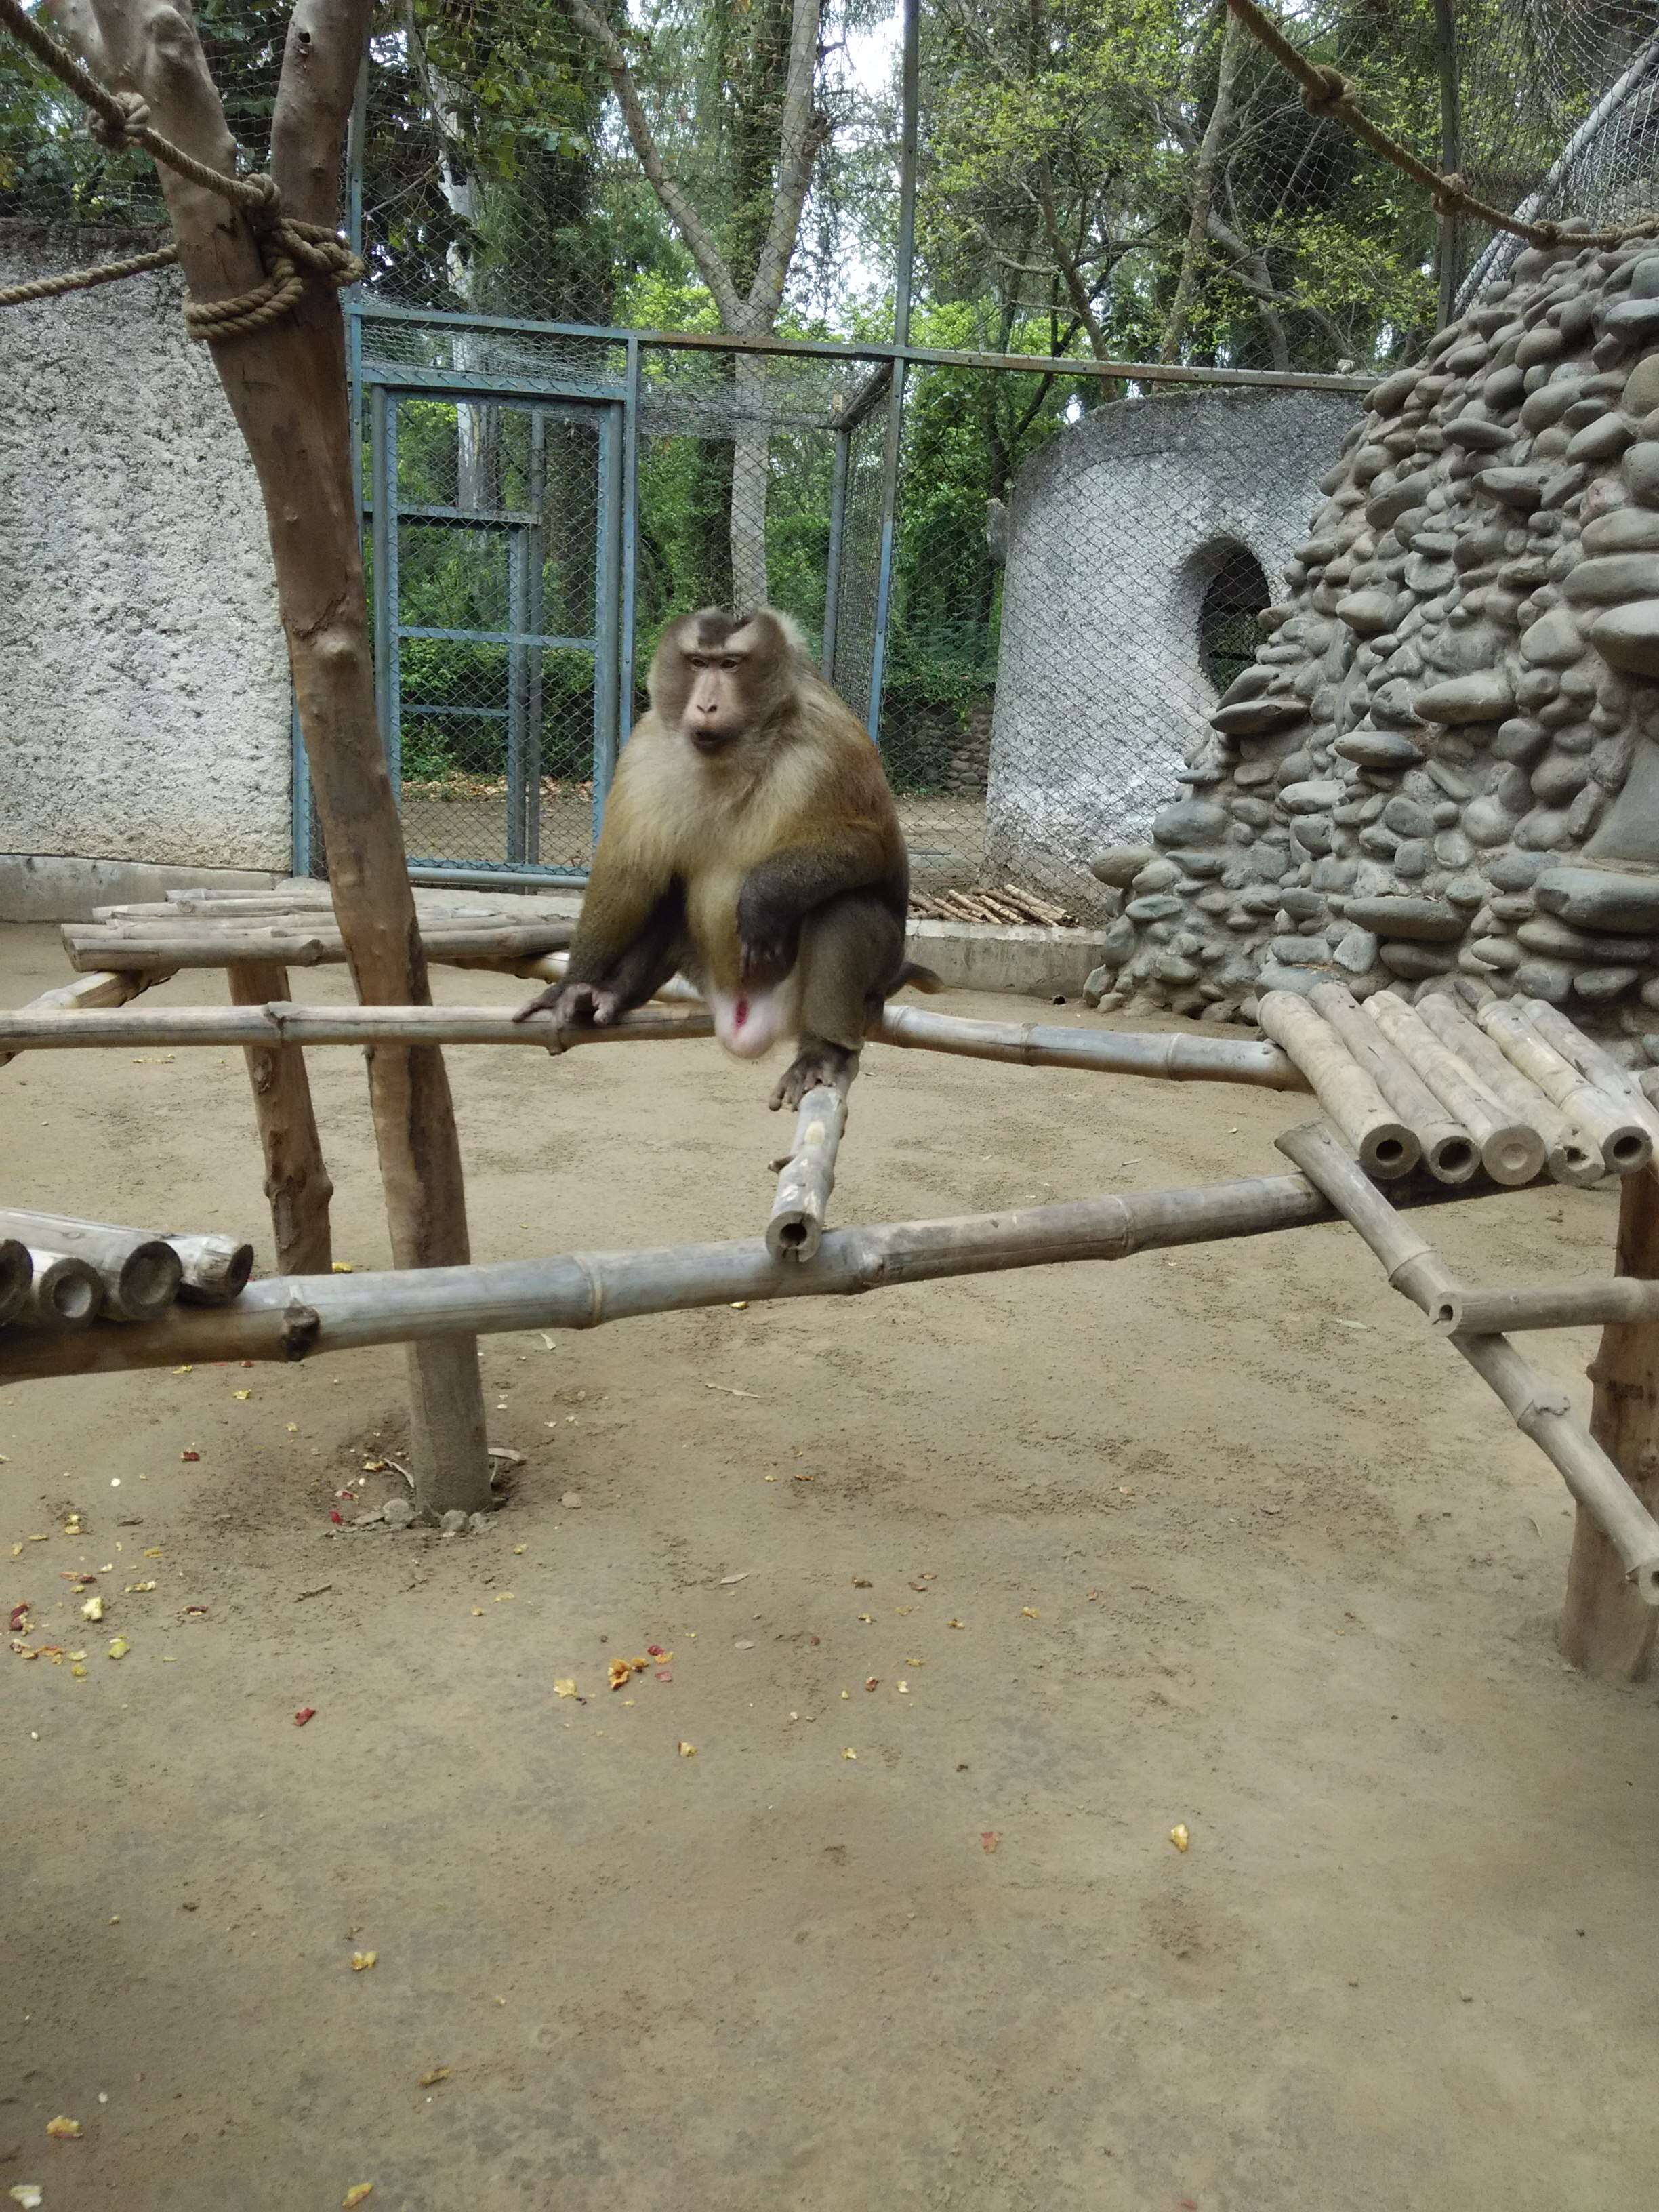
[1087,227,1659,1059]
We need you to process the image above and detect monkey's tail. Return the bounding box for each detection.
[893,961,945,996]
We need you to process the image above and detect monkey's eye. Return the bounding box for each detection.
[720,658,739,671]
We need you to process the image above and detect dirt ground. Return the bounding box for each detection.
[3,919,1658,2212]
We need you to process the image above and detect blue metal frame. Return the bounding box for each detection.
[360,376,624,883]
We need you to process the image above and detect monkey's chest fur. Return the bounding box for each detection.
[636,739,823,1054]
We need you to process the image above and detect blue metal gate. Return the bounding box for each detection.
[358,379,623,885]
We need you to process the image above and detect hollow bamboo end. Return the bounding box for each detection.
[1603,1126,1653,1177]
[118,1244,186,1319]
[764,1213,823,1265]
[1549,1134,1607,1190]
[1358,1126,1419,1179]
[1425,1134,1479,1186]
[1481,1128,1547,1189]
[1628,1559,1659,1609]
[0,1237,28,1324]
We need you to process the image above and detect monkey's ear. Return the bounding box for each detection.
[759,607,806,665]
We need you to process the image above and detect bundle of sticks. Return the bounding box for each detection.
[1256,980,1659,1189]
[908,884,1076,927]
[0,1210,253,1333]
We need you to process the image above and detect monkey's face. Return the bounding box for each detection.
[652,610,797,757]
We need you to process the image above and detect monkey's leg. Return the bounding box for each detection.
[771,893,906,1111]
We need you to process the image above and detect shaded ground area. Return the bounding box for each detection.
[2,920,1657,2211]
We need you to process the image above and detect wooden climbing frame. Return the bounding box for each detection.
[7,895,1659,1684]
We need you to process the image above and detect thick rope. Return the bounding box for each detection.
[0,0,363,340]
[1225,0,1659,255]
[0,242,179,308]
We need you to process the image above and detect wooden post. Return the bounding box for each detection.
[78,0,491,1515]
[228,962,333,1274]
[1563,1170,1659,1679]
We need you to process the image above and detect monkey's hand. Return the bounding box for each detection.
[512,979,626,1028]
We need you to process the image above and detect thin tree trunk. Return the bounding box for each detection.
[228,960,334,1274]
[730,352,771,609]
[1160,6,1244,365]
[85,0,492,1518]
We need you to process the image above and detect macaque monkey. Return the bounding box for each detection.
[515,607,939,1106]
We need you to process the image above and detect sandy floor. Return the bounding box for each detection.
[3,920,1658,2212]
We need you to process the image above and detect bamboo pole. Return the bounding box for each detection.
[766,1084,848,1262]
[1563,1166,1659,1676]
[1273,1121,1459,1309]
[1517,998,1659,1169]
[1362,991,1545,1187]
[0,1004,715,1053]
[0,1236,30,1326]
[1414,994,1602,1187]
[61,922,575,972]
[0,968,168,1073]
[1473,1001,1651,1175]
[0,1211,182,1322]
[227,961,334,1274]
[1308,981,1478,1183]
[0,1164,1517,1384]
[1256,996,1418,1176]
[1435,1278,1659,1335]
[876,1002,1307,1088]
[166,1233,255,1304]
[1276,1121,1659,1607]
[16,1250,100,1331]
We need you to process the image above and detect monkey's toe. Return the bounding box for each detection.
[769,1043,856,1110]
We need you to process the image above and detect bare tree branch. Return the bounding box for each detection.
[272,0,371,225]
[745,0,828,326]
[1160,4,1242,363]
[564,0,743,327]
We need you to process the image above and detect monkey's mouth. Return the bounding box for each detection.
[688,727,739,753]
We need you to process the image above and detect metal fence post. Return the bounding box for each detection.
[865,0,920,745]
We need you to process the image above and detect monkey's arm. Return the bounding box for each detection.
[514,874,684,1025]
[735,827,903,983]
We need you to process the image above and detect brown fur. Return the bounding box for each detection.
[515,607,941,1105]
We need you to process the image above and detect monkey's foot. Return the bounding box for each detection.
[512,979,626,1027]
[769,1040,858,1111]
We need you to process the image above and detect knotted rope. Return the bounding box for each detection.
[1225,0,1659,255]
[0,0,363,340]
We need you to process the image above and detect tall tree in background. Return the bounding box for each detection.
[565,0,831,605]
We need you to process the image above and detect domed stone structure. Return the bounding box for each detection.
[1088,226,1659,1060]
[983,386,1359,900]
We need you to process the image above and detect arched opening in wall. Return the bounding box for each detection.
[1196,543,1270,696]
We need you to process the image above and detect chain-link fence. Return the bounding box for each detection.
[5,0,1659,913]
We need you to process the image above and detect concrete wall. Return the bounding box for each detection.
[986,387,1359,893]
[0,222,291,913]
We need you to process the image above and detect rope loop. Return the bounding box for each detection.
[87,88,150,152]
[240,171,284,232]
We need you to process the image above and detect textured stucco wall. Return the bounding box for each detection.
[0,222,291,874]
[986,388,1359,891]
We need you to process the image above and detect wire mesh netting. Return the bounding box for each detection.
[5,0,1659,908]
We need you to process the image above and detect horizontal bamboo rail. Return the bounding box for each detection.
[0,1164,1516,1384]
[1363,990,1544,1187]
[1434,1278,1659,1336]
[0,968,165,1071]
[1257,994,1418,1175]
[61,921,577,972]
[1307,981,1477,1183]
[0,997,1311,1089]
[0,1210,182,1322]
[1277,1121,1659,1604]
[1475,1001,1652,1176]
[1415,992,1601,1186]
